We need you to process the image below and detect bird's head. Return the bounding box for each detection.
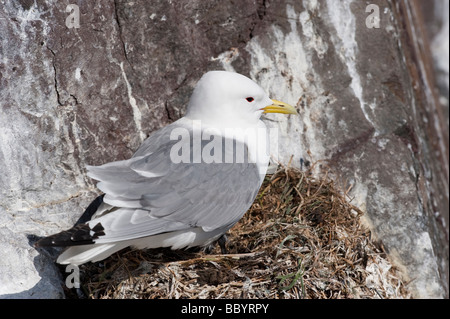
[186,71,297,128]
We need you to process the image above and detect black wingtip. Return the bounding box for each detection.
[75,194,105,225]
[35,222,105,247]
[27,233,44,248]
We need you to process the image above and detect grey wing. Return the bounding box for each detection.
[86,122,262,243]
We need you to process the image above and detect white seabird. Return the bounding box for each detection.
[36,71,297,265]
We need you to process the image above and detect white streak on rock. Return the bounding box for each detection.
[299,2,328,59]
[412,232,443,297]
[245,4,326,167]
[431,1,449,94]
[326,0,378,135]
[120,62,146,142]
[210,48,239,72]
[75,67,82,81]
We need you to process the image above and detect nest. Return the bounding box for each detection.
[67,166,410,299]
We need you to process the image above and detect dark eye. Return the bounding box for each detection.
[246,97,254,102]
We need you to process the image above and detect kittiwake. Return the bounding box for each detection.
[36,71,298,265]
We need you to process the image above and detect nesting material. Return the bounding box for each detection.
[68,166,410,299]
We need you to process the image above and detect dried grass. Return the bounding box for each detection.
[67,166,410,299]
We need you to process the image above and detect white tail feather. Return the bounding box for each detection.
[57,242,129,265]
[56,228,226,265]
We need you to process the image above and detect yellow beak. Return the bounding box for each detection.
[261,99,298,114]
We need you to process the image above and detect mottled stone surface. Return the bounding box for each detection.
[0,0,447,298]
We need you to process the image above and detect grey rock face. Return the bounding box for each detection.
[0,0,447,298]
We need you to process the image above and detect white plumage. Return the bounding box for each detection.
[37,71,297,265]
